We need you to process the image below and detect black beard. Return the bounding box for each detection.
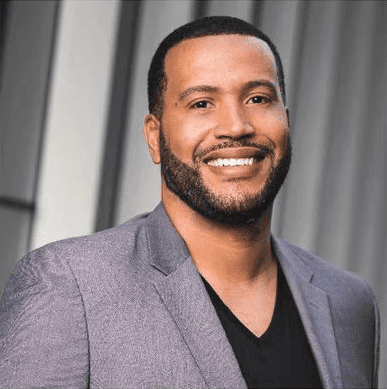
[160,130,291,226]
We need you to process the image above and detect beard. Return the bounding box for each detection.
[159,129,291,226]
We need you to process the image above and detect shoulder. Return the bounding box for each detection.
[29,211,151,267]
[1,211,153,307]
[272,236,378,308]
[33,210,152,262]
[273,237,380,387]
[0,211,155,384]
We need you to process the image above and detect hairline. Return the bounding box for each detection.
[155,32,284,119]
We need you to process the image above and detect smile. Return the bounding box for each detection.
[206,158,254,167]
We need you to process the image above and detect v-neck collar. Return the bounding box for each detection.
[199,263,282,342]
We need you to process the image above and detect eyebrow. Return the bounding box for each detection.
[240,80,278,98]
[178,80,278,102]
[178,85,220,101]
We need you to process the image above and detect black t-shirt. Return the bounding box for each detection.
[201,265,323,388]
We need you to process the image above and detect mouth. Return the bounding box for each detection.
[207,157,255,167]
[203,147,267,167]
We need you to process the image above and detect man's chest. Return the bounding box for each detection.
[201,272,278,338]
[220,287,277,338]
[201,267,324,388]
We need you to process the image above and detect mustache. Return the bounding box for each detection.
[194,140,274,162]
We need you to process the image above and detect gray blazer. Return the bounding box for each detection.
[0,204,380,388]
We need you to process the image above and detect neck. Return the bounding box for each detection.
[162,187,276,287]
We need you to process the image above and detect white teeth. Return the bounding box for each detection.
[207,158,254,167]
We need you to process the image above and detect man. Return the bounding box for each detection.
[0,16,379,388]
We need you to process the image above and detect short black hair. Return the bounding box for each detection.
[147,16,286,118]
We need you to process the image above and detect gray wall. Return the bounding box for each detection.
[0,0,59,291]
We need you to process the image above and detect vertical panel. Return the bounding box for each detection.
[279,1,342,251]
[0,1,10,89]
[95,1,142,231]
[257,0,301,111]
[0,1,59,296]
[315,3,379,270]
[193,0,209,20]
[116,0,193,224]
[206,0,253,22]
[0,208,31,297]
[359,1,387,294]
[0,1,58,201]
[31,0,120,249]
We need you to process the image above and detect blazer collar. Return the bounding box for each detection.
[145,203,190,276]
[145,203,247,388]
[145,204,342,388]
[272,237,343,389]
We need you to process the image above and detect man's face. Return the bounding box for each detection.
[156,34,291,225]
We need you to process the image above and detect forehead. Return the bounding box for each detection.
[164,34,278,88]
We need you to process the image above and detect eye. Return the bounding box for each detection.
[190,100,212,109]
[248,95,270,105]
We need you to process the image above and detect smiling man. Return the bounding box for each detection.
[0,16,380,388]
[151,34,291,226]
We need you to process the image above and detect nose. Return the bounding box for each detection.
[214,102,254,139]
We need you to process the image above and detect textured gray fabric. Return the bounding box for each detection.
[0,204,379,388]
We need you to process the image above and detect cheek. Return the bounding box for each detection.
[267,105,288,125]
[162,116,211,158]
[250,109,289,157]
[251,109,288,135]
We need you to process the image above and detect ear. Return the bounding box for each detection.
[143,114,161,165]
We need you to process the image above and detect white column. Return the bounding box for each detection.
[31,0,120,249]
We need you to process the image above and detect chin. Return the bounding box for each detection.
[189,188,276,226]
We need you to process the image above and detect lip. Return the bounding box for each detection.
[203,147,267,163]
[205,159,265,179]
[202,147,268,179]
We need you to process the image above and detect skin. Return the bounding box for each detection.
[143,34,290,336]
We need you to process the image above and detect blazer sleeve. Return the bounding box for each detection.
[368,281,381,389]
[0,247,89,388]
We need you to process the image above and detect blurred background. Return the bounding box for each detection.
[0,0,386,384]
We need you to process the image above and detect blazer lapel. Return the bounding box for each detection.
[272,237,343,389]
[146,204,247,389]
[145,205,343,388]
